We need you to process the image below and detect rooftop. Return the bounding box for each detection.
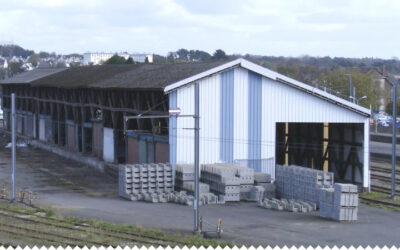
[0,60,231,89]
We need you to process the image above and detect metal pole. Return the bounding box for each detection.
[194,83,200,232]
[391,82,398,199]
[353,87,356,104]
[11,93,16,201]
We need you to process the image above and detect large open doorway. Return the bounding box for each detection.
[276,122,364,186]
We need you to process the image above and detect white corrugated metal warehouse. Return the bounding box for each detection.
[165,58,371,189]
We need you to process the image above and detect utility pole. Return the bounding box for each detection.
[391,82,398,199]
[380,68,398,199]
[11,93,16,201]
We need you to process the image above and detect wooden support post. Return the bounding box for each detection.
[285,122,289,165]
[323,123,329,172]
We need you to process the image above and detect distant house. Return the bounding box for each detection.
[0,57,8,69]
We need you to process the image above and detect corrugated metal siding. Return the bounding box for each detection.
[248,71,262,170]
[176,84,195,163]
[220,70,234,162]
[171,66,368,175]
[233,68,248,161]
[261,77,366,123]
[199,73,221,164]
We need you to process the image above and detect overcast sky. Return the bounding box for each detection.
[0,0,399,58]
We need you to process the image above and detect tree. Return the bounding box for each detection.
[126,57,134,64]
[212,49,227,60]
[39,51,51,58]
[386,101,400,116]
[105,55,127,64]
[8,61,24,76]
[28,53,39,67]
[177,49,189,61]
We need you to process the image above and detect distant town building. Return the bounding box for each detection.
[83,52,153,65]
[0,57,8,68]
[130,54,153,63]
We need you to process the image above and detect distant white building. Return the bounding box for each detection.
[131,54,153,63]
[0,57,8,68]
[83,52,130,65]
[83,52,153,65]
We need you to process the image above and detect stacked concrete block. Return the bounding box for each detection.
[247,186,265,201]
[254,172,276,199]
[182,181,210,194]
[257,198,317,213]
[254,173,271,183]
[118,163,173,200]
[175,164,195,190]
[275,165,334,205]
[163,191,221,206]
[118,165,134,200]
[201,164,242,201]
[319,183,358,221]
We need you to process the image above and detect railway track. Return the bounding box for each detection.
[369,161,400,194]
[360,196,400,209]
[0,206,186,247]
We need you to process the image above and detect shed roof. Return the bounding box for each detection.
[164,58,371,117]
[0,68,67,83]
[0,60,231,89]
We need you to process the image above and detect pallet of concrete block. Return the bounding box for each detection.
[253,173,275,199]
[176,164,195,181]
[118,163,173,200]
[165,191,222,206]
[275,164,333,204]
[182,181,210,194]
[215,163,255,184]
[319,183,358,221]
[175,164,196,191]
[200,163,241,201]
[257,197,317,213]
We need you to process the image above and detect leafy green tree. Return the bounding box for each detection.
[153,54,167,64]
[39,51,51,58]
[8,61,24,76]
[385,101,400,116]
[126,57,134,64]
[105,55,127,64]
[319,69,379,109]
[212,49,227,60]
[28,53,39,67]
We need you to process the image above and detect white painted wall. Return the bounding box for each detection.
[233,68,249,161]
[199,73,221,164]
[176,84,195,164]
[103,127,115,162]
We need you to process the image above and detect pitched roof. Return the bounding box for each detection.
[0,68,67,84]
[164,58,371,117]
[0,60,232,89]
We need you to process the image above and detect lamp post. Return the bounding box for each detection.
[380,75,399,199]
[123,102,201,233]
[350,95,367,105]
